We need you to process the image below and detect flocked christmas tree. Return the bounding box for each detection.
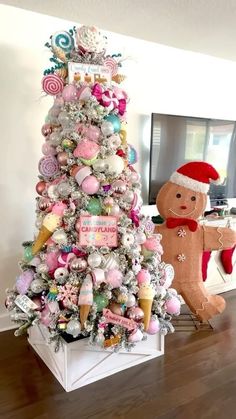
[6,26,181,350]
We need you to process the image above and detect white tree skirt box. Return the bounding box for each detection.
[28,324,164,392]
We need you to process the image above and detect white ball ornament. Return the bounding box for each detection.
[123,190,135,203]
[30,279,45,293]
[92,159,107,172]
[66,319,81,338]
[105,155,125,176]
[52,229,68,245]
[88,253,102,268]
[136,232,146,244]
[109,204,120,216]
[126,294,136,308]
[47,185,59,199]
[101,121,114,136]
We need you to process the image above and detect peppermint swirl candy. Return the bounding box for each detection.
[104,57,118,76]
[51,31,74,53]
[38,156,60,178]
[42,74,64,96]
[76,25,106,53]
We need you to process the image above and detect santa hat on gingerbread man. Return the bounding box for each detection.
[170,161,220,194]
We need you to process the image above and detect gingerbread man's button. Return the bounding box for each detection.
[177,228,186,237]
[177,253,186,262]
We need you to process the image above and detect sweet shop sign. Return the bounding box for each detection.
[79,216,118,247]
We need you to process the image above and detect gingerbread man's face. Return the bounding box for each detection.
[156,182,207,220]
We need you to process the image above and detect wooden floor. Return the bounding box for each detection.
[1,291,236,419]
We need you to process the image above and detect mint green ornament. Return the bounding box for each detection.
[24,246,33,262]
[94,294,109,312]
[86,198,102,215]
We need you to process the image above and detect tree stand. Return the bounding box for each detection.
[171,312,213,332]
[28,325,164,392]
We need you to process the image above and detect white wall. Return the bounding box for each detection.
[1,4,236,326]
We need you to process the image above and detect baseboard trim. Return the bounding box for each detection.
[0,313,17,332]
[206,282,236,295]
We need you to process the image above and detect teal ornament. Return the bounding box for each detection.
[94,294,109,312]
[62,245,72,253]
[24,246,33,262]
[128,144,138,165]
[105,115,121,133]
[86,198,102,215]
[51,31,74,53]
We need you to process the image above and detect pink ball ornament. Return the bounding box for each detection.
[86,125,101,142]
[105,269,123,289]
[77,86,91,101]
[165,296,181,315]
[147,318,160,334]
[112,180,127,197]
[70,257,88,272]
[128,329,143,342]
[62,84,78,102]
[81,175,100,195]
[126,306,144,321]
[136,269,151,285]
[42,142,56,156]
[41,123,52,137]
[128,171,140,184]
[38,197,53,212]
[109,302,125,316]
[36,181,46,196]
[57,151,68,166]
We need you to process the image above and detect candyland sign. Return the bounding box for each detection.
[79,216,117,247]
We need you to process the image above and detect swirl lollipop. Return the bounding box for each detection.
[51,31,74,53]
[104,57,118,76]
[42,74,64,96]
[38,156,60,178]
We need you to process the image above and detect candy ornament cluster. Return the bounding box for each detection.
[6,26,181,351]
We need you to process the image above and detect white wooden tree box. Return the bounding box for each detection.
[28,324,164,392]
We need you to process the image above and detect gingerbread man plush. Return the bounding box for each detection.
[155,162,236,321]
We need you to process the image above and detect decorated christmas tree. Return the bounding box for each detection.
[6,26,181,350]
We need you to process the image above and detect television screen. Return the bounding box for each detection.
[149,113,236,205]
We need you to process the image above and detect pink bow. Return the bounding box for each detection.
[130,209,140,227]
[92,83,126,115]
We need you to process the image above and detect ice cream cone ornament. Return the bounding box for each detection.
[138,283,155,330]
[78,274,93,328]
[32,202,66,255]
[156,161,236,321]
